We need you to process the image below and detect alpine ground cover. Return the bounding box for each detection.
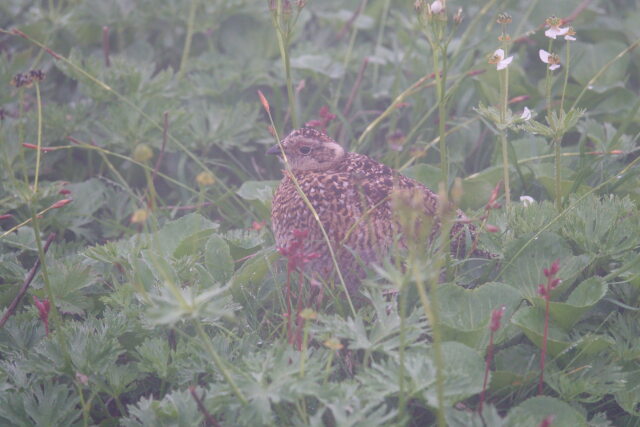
[1,0,640,425]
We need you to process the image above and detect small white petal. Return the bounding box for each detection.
[565,35,576,41]
[550,63,561,70]
[520,196,536,207]
[496,55,513,70]
[494,48,505,59]
[430,0,443,13]
[545,26,569,39]
[520,107,532,121]
[539,49,550,63]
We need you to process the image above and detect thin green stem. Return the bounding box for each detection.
[500,132,511,210]
[498,43,511,208]
[397,282,408,421]
[545,39,553,123]
[560,41,571,113]
[30,208,71,370]
[299,319,310,377]
[273,1,298,128]
[193,321,247,405]
[432,47,448,187]
[333,0,368,110]
[177,0,199,81]
[17,89,29,184]
[554,136,562,210]
[33,83,43,193]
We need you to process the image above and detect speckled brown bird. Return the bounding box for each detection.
[269,127,481,293]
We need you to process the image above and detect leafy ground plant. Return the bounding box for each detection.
[1,0,640,425]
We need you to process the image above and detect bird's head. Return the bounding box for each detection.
[267,127,345,172]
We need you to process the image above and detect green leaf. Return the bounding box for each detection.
[511,307,613,358]
[403,164,441,190]
[46,259,97,315]
[135,337,171,379]
[236,180,279,205]
[437,282,522,349]
[223,228,265,250]
[290,54,345,79]
[152,213,218,258]
[204,235,234,284]
[615,369,640,417]
[447,404,505,427]
[571,41,630,89]
[543,277,608,330]
[511,306,571,356]
[501,232,591,300]
[424,342,485,407]
[505,396,587,427]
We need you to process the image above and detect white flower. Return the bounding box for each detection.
[544,16,569,39]
[539,49,561,70]
[520,196,536,207]
[545,26,569,39]
[488,48,513,70]
[520,107,533,121]
[564,27,577,41]
[430,0,443,14]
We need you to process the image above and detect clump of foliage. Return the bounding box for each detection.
[1,0,639,425]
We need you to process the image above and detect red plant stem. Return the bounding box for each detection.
[0,233,56,329]
[539,294,551,395]
[479,330,495,413]
[189,386,220,427]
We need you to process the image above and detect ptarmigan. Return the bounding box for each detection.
[269,127,482,293]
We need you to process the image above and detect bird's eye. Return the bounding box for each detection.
[299,146,312,155]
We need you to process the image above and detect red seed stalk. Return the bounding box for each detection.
[33,295,50,336]
[277,229,319,346]
[479,305,506,413]
[538,259,561,395]
[304,105,336,132]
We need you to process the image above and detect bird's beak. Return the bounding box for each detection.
[266,144,283,156]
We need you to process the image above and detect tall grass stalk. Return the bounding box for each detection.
[177,0,199,81]
[497,15,512,209]
[433,49,449,188]
[271,0,301,128]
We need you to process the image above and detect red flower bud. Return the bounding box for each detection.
[537,284,547,297]
[22,143,56,152]
[257,90,270,113]
[539,414,555,427]
[490,305,506,332]
[50,198,73,209]
[33,295,50,335]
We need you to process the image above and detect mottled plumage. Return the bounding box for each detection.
[269,127,479,292]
